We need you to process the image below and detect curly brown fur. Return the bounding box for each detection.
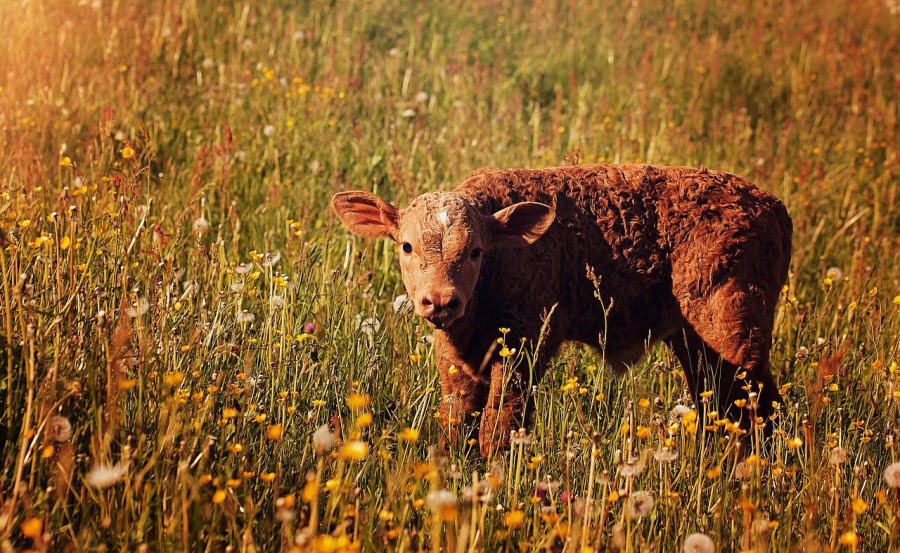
[333,164,792,458]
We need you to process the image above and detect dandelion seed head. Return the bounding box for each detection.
[47,415,72,442]
[236,310,255,324]
[86,463,127,489]
[829,447,848,465]
[683,532,715,553]
[884,462,900,488]
[192,216,209,234]
[626,491,654,519]
[620,455,646,477]
[653,447,678,463]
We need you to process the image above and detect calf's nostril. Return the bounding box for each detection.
[447,297,459,311]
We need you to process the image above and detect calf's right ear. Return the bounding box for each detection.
[331,191,399,239]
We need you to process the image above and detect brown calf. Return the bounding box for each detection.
[332,164,792,458]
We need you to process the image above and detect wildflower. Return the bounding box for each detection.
[485,462,505,489]
[276,494,296,509]
[502,509,525,529]
[346,392,370,410]
[21,517,42,538]
[401,108,416,118]
[121,146,135,159]
[829,447,848,465]
[266,424,284,441]
[893,295,900,305]
[683,533,715,553]
[787,436,804,449]
[499,346,516,358]
[426,490,458,521]
[626,491,655,519]
[734,462,753,480]
[338,441,368,461]
[223,408,238,419]
[852,497,868,515]
[838,530,858,546]
[212,490,228,504]
[883,462,900,488]
[826,267,843,281]
[313,425,334,455]
[163,372,184,386]
[263,125,276,137]
[86,463,127,489]
[706,467,721,479]
[635,425,651,439]
[59,156,73,167]
[398,427,419,443]
[356,412,373,427]
[47,415,72,442]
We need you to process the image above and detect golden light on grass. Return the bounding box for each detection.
[2,0,899,549]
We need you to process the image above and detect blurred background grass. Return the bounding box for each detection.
[0,0,899,550]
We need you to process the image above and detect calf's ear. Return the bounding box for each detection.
[489,202,555,248]
[331,191,399,239]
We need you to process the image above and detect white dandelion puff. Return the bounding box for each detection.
[626,491,654,519]
[620,456,646,477]
[683,533,715,553]
[653,447,678,463]
[884,462,900,488]
[355,315,380,336]
[86,463,127,489]
[47,415,72,442]
[393,294,410,313]
[192,216,210,234]
[236,311,255,324]
[313,425,334,456]
[829,447,848,466]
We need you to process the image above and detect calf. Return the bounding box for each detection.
[332,164,792,457]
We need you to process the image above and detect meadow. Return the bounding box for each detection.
[1,0,899,550]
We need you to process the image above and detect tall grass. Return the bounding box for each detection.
[1,0,899,550]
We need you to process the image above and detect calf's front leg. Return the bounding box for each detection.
[479,360,530,458]
[437,356,489,446]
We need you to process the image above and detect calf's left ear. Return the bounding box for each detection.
[489,202,555,248]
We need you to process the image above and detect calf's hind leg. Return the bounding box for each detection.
[670,279,782,437]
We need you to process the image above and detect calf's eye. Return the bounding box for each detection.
[470,248,482,260]
[401,243,413,254]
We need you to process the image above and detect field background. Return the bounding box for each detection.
[1,0,900,551]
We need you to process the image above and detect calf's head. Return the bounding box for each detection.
[332,190,554,329]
